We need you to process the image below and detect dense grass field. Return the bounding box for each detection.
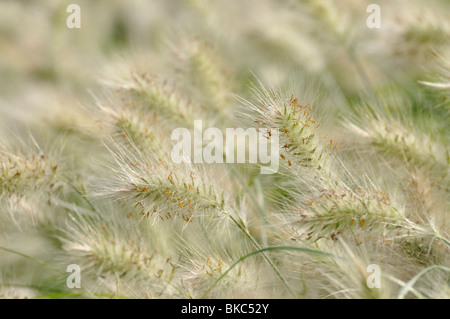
[0,0,449,299]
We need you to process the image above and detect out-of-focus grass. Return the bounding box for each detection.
[0,0,449,299]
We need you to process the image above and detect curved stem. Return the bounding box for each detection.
[397,265,450,299]
[200,245,340,299]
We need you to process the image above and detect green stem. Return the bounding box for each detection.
[397,265,450,299]
[200,245,339,299]
[0,246,63,275]
[225,212,296,297]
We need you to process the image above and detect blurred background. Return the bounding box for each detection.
[1,0,449,129]
[0,0,449,299]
